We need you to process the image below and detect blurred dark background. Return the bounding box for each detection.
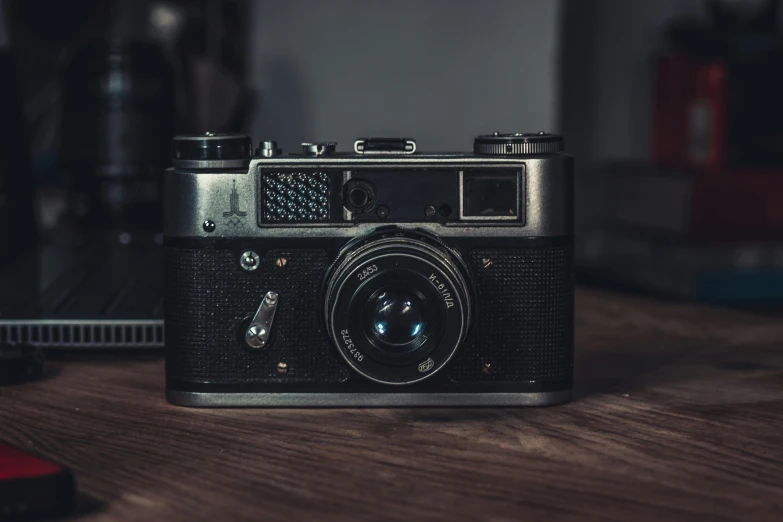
[1,0,782,309]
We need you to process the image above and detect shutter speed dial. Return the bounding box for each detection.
[172,133,253,168]
[473,132,563,155]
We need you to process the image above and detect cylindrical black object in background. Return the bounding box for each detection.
[60,39,176,237]
[0,21,36,263]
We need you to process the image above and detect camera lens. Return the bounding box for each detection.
[367,288,429,350]
[324,228,472,385]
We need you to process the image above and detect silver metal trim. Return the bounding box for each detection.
[354,139,417,155]
[166,389,572,408]
[164,154,572,238]
[343,170,353,221]
[254,156,527,165]
[258,141,281,158]
[0,319,164,349]
[458,170,522,221]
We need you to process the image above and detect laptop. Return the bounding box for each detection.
[0,244,164,349]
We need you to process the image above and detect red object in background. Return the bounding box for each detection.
[608,162,783,241]
[0,442,75,519]
[653,53,728,171]
[687,61,727,170]
[653,54,691,166]
[649,51,783,240]
[691,168,783,240]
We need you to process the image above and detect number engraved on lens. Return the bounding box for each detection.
[340,329,365,361]
[357,264,378,281]
[428,274,455,308]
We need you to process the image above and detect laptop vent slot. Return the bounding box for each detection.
[0,321,164,349]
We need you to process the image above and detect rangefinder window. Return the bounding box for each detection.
[460,170,521,221]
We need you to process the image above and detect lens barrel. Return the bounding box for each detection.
[324,228,472,385]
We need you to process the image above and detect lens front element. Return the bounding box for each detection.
[367,287,429,351]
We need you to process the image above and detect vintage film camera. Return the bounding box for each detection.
[164,133,573,407]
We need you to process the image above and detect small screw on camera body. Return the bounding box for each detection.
[482,362,493,375]
[275,257,288,269]
[277,362,288,374]
[425,205,438,218]
[482,258,493,270]
[203,220,216,233]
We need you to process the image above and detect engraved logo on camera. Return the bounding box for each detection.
[223,179,247,218]
[418,358,435,373]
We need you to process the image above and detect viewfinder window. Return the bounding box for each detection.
[461,171,520,220]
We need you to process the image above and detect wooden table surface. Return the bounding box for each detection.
[1,289,782,521]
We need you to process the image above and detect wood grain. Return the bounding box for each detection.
[1,288,782,521]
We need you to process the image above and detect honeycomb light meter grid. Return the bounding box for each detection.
[262,172,330,222]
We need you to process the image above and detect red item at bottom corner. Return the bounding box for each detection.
[0,443,64,481]
[0,442,76,520]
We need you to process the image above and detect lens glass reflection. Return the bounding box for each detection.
[368,288,428,351]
